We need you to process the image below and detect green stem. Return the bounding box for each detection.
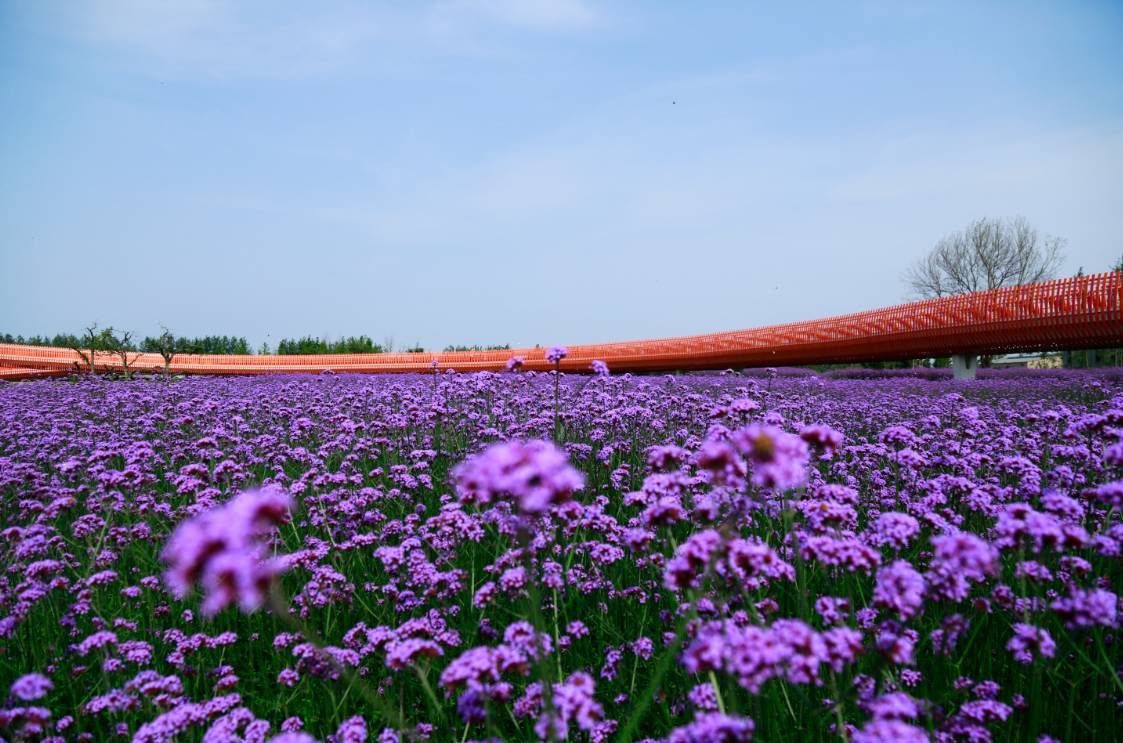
[521,528,557,739]
[1096,633,1123,696]
[830,671,848,741]
[617,607,693,743]
[553,588,564,682]
[778,678,797,722]
[415,664,446,725]
[553,364,561,442]
[708,670,727,715]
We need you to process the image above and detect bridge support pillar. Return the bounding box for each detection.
[952,353,977,381]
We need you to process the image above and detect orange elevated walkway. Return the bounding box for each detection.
[1,272,1120,379]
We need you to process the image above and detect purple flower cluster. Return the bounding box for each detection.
[1,369,1121,741]
[682,619,863,693]
[453,439,584,514]
[10,673,52,701]
[162,486,293,614]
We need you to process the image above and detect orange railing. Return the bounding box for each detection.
[2,272,1121,380]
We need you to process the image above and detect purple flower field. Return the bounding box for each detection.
[1,369,1121,742]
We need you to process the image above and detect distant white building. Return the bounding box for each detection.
[990,353,1063,369]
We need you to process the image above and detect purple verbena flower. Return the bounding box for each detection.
[453,439,584,514]
[10,673,52,701]
[161,486,292,615]
[1006,623,1056,664]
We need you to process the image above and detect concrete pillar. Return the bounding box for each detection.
[952,353,977,380]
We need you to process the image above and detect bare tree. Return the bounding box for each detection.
[103,328,141,380]
[153,325,178,376]
[905,217,1065,299]
[70,323,109,375]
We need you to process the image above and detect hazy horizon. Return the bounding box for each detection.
[3,1,1122,351]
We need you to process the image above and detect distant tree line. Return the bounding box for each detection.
[142,335,252,355]
[1,332,251,355]
[274,336,385,355]
[1,331,525,357]
[0,332,418,355]
[1,332,86,348]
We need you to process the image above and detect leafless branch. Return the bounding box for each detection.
[905,216,1065,299]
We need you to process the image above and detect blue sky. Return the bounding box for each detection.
[2,1,1122,351]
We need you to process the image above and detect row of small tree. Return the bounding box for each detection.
[1,330,447,369]
[0,327,445,380]
[58,324,156,379]
[0,329,251,357]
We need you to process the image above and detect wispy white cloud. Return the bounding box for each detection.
[41,0,601,79]
[62,1,405,78]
